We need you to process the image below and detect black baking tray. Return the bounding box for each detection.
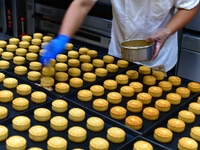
[0,97,139,150]
[62,65,200,134]
[0,70,58,123]
[142,93,200,150]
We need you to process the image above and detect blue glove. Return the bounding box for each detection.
[40,34,70,65]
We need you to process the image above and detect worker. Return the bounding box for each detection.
[40,0,200,72]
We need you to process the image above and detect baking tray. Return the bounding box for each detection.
[142,93,200,150]
[62,65,200,134]
[0,98,139,150]
[0,71,57,123]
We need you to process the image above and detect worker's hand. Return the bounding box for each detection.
[146,28,171,60]
[40,34,70,65]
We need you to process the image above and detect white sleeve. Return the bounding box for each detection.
[174,0,199,10]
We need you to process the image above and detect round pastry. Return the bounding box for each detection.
[0,40,7,48]
[107,92,122,104]
[40,77,55,87]
[190,126,200,142]
[2,51,14,60]
[120,85,134,97]
[47,136,67,150]
[33,33,43,39]
[68,108,85,122]
[129,82,143,93]
[69,77,83,88]
[103,55,114,63]
[148,86,163,98]
[79,54,91,63]
[81,62,93,72]
[52,99,68,113]
[0,90,13,103]
[55,72,68,82]
[15,48,27,56]
[28,147,43,150]
[42,35,52,42]
[166,93,182,105]
[167,118,185,133]
[155,99,171,112]
[31,91,47,103]
[28,45,40,53]
[178,137,198,150]
[87,50,98,58]
[89,137,109,150]
[103,79,117,90]
[0,106,8,120]
[142,107,159,121]
[107,127,125,143]
[27,71,41,81]
[154,127,173,143]
[29,125,48,142]
[127,99,143,113]
[133,140,153,150]
[90,85,104,96]
[176,86,191,98]
[29,61,42,71]
[55,82,70,94]
[92,58,104,67]
[95,68,108,77]
[50,116,68,131]
[125,115,143,130]
[66,42,73,50]
[139,66,151,75]
[136,92,152,104]
[26,52,38,61]
[178,110,195,124]
[0,60,10,69]
[93,98,109,112]
[115,74,129,84]
[188,81,200,93]
[77,89,93,102]
[168,75,181,86]
[152,70,165,80]
[12,97,29,111]
[0,48,3,55]
[110,106,127,120]
[56,54,68,62]
[34,107,51,122]
[16,84,32,96]
[68,126,87,143]
[143,75,156,86]
[117,59,129,68]
[6,135,27,150]
[68,67,81,77]
[22,35,32,42]
[13,56,25,65]
[126,70,139,80]
[197,96,200,103]
[3,77,18,89]
[0,125,8,142]
[158,81,172,92]
[42,66,55,77]
[0,72,5,82]
[6,44,17,52]
[106,64,119,73]
[14,66,28,75]
[68,50,79,59]
[12,115,31,131]
[188,102,200,115]
[86,116,104,132]
[68,58,80,67]
[19,41,30,48]
[79,47,89,54]
[83,72,96,82]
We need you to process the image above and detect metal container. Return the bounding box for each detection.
[120,40,154,62]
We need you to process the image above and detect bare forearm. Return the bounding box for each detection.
[165,3,200,34]
[59,0,96,37]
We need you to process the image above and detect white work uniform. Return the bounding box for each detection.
[109,0,199,71]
